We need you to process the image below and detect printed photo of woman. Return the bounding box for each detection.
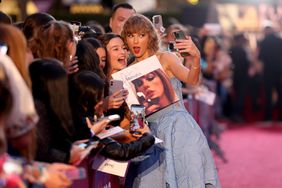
[132,68,178,115]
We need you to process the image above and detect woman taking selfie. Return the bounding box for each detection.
[121,14,220,188]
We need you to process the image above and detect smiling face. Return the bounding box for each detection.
[106,37,128,74]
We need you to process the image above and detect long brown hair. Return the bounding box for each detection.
[0,24,31,88]
[30,20,74,64]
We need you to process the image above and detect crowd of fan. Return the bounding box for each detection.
[0,2,281,187]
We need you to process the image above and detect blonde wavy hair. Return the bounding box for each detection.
[121,14,160,53]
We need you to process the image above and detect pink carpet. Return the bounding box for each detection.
[215,122,282,188]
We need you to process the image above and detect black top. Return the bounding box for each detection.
[34,100,72,163]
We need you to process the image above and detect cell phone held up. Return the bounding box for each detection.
[109,79,124,97]
[172,30,190,57]
[130,104,147,134]
[152,15,165,33]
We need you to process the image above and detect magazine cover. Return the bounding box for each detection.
[112,55,179,116]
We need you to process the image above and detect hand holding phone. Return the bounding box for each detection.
[172,30,190,57]
[66,55,79,74]
[130,104,146,134]
[107,81,127,109]
[152,15,165,34]
[109,79,124,96]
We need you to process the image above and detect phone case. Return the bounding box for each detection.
[152,15,165,33]
[173,31,186,40]
[109,80,123,96]
[172,31,190,57]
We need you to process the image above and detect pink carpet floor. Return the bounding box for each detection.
[214,122,282,188]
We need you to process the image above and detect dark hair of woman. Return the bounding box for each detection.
[0,11,12,24]
[84,38,103,50]
[81,31,100,39]
[0,64,12,120]
[30,20,74,64]
[0,24,31,87]
[84,38,107,73]
[86,20,105,36]
[75,40,106,79]
[69,70,155,160]
[29,58,74,137]
[0,64,12,155]
[23,12,55,40]
[69,70,105,140]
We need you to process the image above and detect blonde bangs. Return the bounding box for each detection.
[122,16,152,36]
[121,14,160,53]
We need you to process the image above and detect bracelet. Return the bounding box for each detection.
[191,65,200,70]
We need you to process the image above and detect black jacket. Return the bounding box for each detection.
[94,133,155,161]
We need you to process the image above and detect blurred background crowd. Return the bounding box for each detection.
[1,0,281,123]
[1,0,282,187]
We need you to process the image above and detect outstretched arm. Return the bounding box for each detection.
[160,36,201,86]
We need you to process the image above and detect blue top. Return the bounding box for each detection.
[125,77,220,188]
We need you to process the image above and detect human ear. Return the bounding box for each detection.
[109,17,113,30]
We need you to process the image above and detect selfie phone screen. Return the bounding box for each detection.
[130,104,146,132]
[109,79,123,97]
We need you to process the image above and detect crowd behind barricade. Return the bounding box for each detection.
[0,1,281,187]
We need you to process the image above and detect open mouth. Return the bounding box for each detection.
[133,47,141,55]
[117,57,126,65]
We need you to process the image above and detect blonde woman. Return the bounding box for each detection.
[121,14,220,188]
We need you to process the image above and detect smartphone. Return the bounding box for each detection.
[130,104,146,131]
[0,42,8,55]
[172,30,190,57]
[152,15,165,33]
[131,104,145,116]
[64,167,87,180]
[173,30,186,40]
[109,79,124,96]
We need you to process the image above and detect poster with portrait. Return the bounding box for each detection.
[112,55,179,116]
